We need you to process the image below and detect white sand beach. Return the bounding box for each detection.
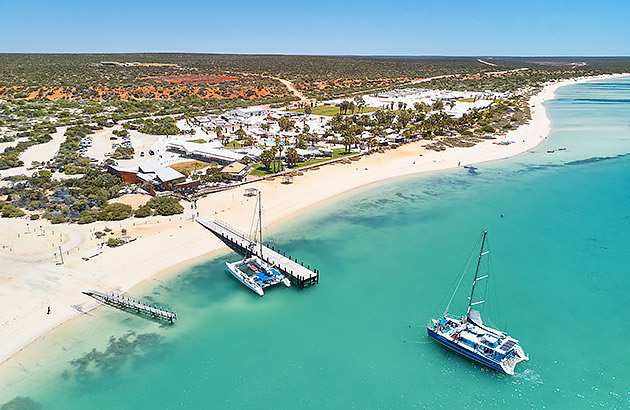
[0,74,626,376]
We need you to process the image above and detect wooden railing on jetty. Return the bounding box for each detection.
[196,217,319,289]
[83,290,177,323]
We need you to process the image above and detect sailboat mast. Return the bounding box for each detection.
[258,191,263,258]
[467,230,487,316]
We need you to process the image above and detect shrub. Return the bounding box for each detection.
[94,231,106,239]
[98,203,132,221]
[147,196,183,216]
[49,214,66,224]
[480,125,496,133]
[1,204,26,218]
[78,210,99,224]
[134,204,152,218]
[30,214,40,220]
[110,147,135,160]
[106,238,124,247]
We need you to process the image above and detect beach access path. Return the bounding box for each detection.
[0,126,68,179]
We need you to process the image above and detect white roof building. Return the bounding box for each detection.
[137,161,185,183]
[166,141,245,164]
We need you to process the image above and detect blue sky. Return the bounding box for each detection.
[1,0,628,55]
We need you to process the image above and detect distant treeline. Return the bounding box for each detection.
[2,54,629,88]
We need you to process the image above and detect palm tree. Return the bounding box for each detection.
[278,117,294,132]
[275,136,284,171]
[242,136,255,146]
[432,100,444,111]
[259,148,274,170]
[234,127,247,140]
[286,147,300,167]
[353,96,365,113]
[339,101,350,115]
[367,137,379,151]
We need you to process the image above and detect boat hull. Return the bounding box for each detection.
[427,327,506,374]
[226,261,264,296]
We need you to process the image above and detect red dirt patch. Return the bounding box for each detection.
[150,74,239,84]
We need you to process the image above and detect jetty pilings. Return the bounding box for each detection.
[196,217,319,289]
[83,290,177,323]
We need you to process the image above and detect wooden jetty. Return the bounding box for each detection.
[196,217,319,289]
[83,290,177,323]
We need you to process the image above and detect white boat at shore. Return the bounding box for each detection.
[225,191,291,296]
[226,256,290,297]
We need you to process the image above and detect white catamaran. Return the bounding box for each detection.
[427,231,528,375]
[225,191,290,296]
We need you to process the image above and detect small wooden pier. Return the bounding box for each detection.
[83,290,177,323]
[196,217,319,289]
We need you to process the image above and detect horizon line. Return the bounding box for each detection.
[1,52,629,58]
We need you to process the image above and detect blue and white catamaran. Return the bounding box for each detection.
[225,191,290,296]
[427,231,528,375]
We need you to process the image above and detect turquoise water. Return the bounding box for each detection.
[2,78,630,409]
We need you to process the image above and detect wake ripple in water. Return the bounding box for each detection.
[512,368,543,385]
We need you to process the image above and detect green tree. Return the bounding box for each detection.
[277,117,295,131]
[339,101,350,115]
[235,127,247,140]
[259,149,275,170]
[432,100,444,111]
[285,147,300,167]
[397,110,413,128]
[354,96,365,113]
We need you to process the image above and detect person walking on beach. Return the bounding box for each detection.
[47,306,51,315]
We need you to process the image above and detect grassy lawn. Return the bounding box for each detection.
[457,98,476,102]
[249,148,352,176]
[187,139,207,143]
[169,160,209,173]
[290,106,378,116]
[223,140,243,149]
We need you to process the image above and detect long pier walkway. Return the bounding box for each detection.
[83,290,177,323]
[196,217,319,289]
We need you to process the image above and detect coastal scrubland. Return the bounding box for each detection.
[1,55,630,226]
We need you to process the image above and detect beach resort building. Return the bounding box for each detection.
[166,141,246,165]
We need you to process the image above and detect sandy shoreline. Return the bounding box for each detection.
[0,73,627,378]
